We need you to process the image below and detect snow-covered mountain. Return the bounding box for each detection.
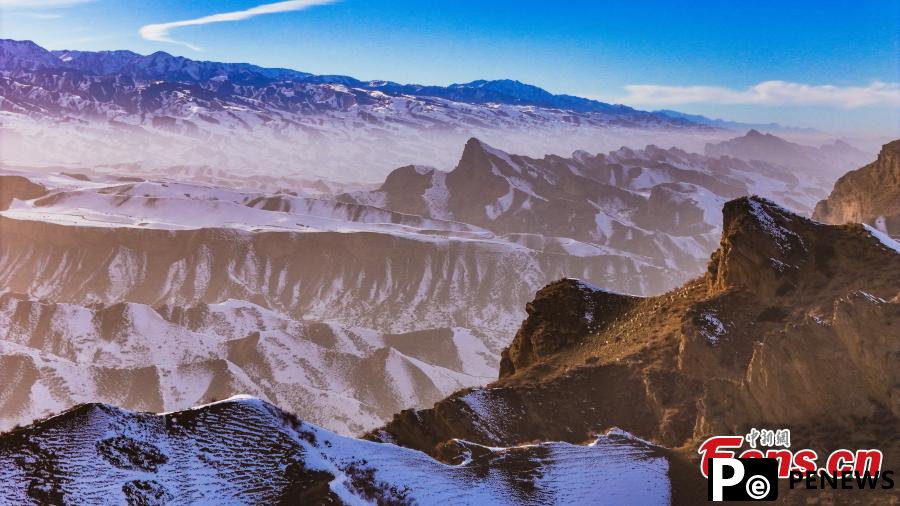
[0,39,673,115]
[0,137,838,434]
[342,137,831,270]
[0,396,687,504]
[0,293,498,435]
[0,39,729,181]
[3,194,897,504]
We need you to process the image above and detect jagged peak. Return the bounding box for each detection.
[456,137,512,171]
[707,196,810,292]
[726,196,808,244]
[708,195,899,297]
[462,136,491,153]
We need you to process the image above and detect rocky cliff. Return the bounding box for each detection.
[813,139,900,237]
[369,196,900,470]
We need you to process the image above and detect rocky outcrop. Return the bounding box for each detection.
[813,139,900,236]
[370,196,900,468]
[707,196,892,299]
[0,175,46,211]
[499,279,638,377]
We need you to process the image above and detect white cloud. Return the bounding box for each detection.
[16,11,63,18]
[139,0,336,51]
[619,81,900,108]
[0,0,93,7]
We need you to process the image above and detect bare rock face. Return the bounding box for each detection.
[707,197,807,295]
[370,196,900,470]
[813,139,900,237]
[707,196,891,300]
[0,175,46,211]
[499,279,638,377]
[375,164,435,217]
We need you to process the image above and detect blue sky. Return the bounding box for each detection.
[2,0,898,134]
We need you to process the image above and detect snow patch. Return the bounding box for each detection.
[698,310,727,345]
[864,224,900,253]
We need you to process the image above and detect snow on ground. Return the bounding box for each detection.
[0,396,674,505]
[450,328,498,378]
[864,224,900,253]
[423,170,452,220]
[0,295,495,435]
[746,198,805,253]
[460,389,515,441]
[698,311,727,345]
[302,421,672,505]
[1,183,477,237]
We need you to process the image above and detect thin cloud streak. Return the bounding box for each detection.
[619,81,900,108]
[139,0,336,51]
[11,11,63,18]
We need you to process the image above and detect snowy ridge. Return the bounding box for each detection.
[0,396,673,505]
[0,294,496,434]
[864,224,900,253]
[0,166,706,337]
[1,177,485,236]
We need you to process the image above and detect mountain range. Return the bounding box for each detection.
[2,192,897,504]
[1,36,897,504]
[0,38,726,181]
[654,109,818,134]
[704,129,872,181]
[0,39,670,116]
[23,37,875,186]
[0,136,840,434]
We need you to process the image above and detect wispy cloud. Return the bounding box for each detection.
[0,0,94,7]
[139,0,336,52]
[14,11,63,18]
[619,81,900,108]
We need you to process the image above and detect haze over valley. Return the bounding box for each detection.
[0,1,898,501]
